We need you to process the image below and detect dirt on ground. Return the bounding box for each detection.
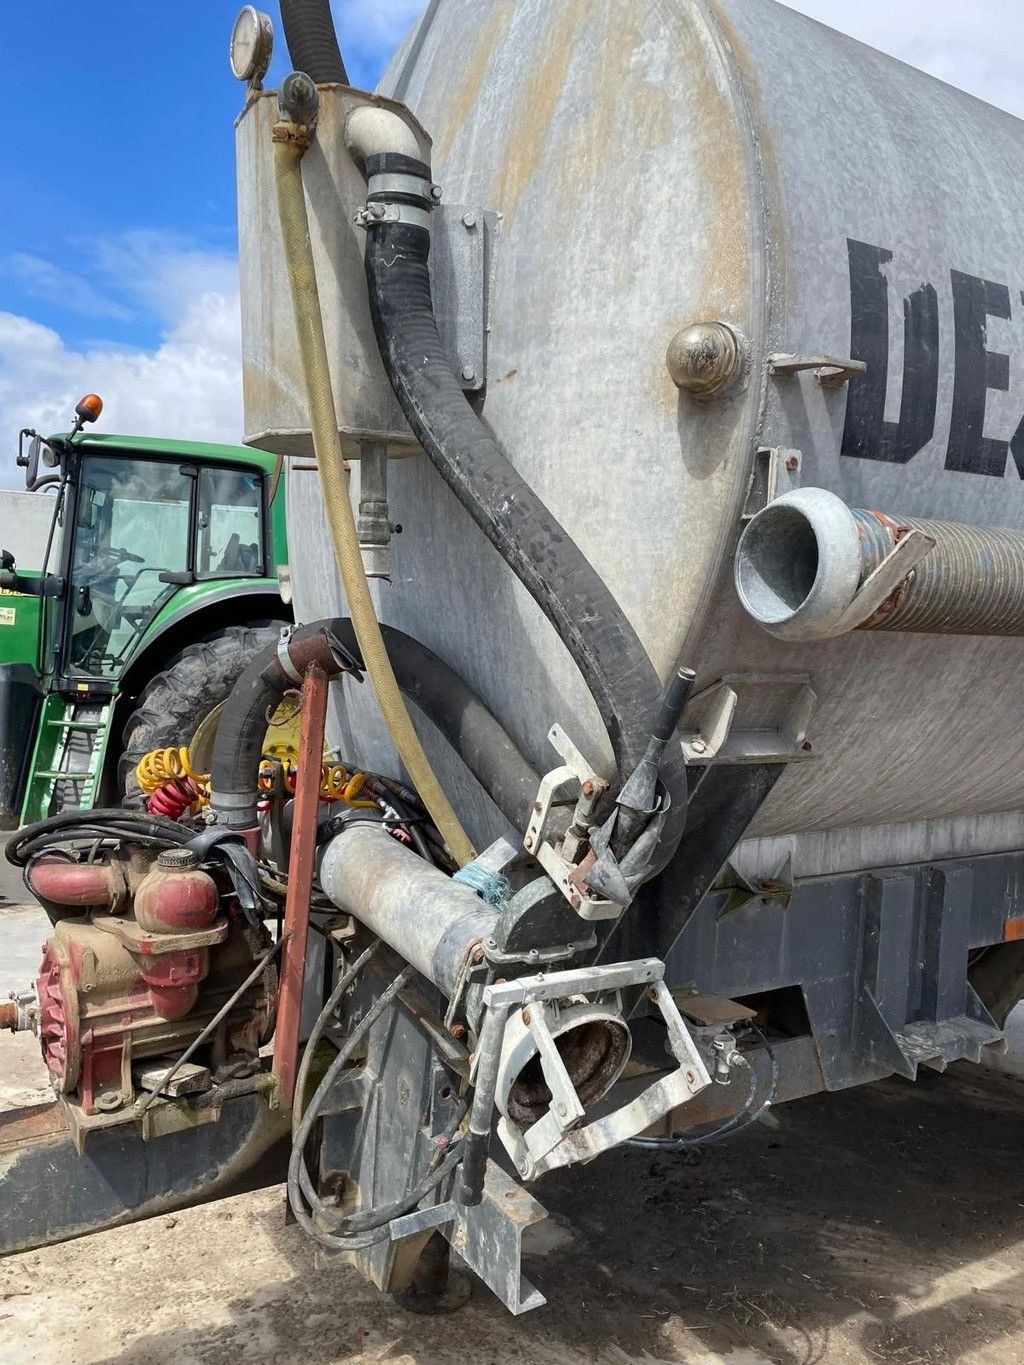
[3,1055,1024,1365]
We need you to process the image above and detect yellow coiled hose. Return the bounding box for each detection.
[136,748,208,798]
[137,746,377,808]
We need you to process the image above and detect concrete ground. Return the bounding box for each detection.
[5,857,1024,1364]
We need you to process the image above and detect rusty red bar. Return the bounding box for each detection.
[273,660,329,1108]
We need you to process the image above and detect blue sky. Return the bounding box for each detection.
[1,2,1021,487]
[0,3,413,357]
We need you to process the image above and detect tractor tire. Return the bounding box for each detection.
[118,624,286,805]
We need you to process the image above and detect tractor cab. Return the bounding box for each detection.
[0,395,289,828]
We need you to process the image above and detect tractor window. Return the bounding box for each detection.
[196,467,264,579]
[65,457,191,679]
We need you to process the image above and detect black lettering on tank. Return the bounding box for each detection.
[946,270,1012,476]
[841,239,939,464]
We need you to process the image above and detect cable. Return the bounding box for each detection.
[628,1025,780,1151]
[137,935,286,1116]
[7,809,191,867]
[272,119,475,867]
[291,938,382,1140]
[289,961,468,1251]
[287,964,416,1250]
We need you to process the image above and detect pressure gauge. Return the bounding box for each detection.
[229,7,273,87]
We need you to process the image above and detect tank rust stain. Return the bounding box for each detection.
[705,0,787,316]
[489,0,592,223]
[435,0,514,168]
[644,8,755,419]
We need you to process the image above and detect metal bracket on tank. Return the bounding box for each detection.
[742,447,803,520]
[769,353,867,388]
[678,673,818,765]
[524,725,622,921]
[430,205,502,394]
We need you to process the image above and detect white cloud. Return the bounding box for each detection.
[782,2,1024,117]
[332,0,424,70]
[85,232,238,327]
[7,254,133,323]
[0,280,242,490]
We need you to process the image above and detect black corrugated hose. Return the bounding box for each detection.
[362,171,662,782]
[279,0,349,85]
[209,618,541,832]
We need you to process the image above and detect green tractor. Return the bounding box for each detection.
[0,393,291,829]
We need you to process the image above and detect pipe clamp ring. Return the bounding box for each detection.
[277,631,303,685]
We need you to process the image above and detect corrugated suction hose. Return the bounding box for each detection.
[279,0,349,85]
[363,200,662,780]
[736,487,1024,640]
[271,116,475,867]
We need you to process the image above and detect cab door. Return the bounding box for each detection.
[61,456,194,682]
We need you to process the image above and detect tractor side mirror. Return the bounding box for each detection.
[20,433,61,493]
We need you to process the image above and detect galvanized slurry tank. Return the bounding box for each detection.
[280,0,1024,872]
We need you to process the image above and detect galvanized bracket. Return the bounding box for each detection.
[742,447,802,520]
[430,205,501,394]
[524,724,621,921]
[678,673,817,765]
[769,353,868,388]
[823,527,936,636]
[488,961,711,1181]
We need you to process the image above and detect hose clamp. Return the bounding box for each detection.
[276,626,303,685]
[355,202,433,232]
[367,171,439,202]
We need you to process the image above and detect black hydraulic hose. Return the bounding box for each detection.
[209,619,540,831]
[362,207,663,781]
[279,0,349,85]
[6,809,189,867]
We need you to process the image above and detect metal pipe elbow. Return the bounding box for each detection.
[734,489,863,641]
[345,105,423,169]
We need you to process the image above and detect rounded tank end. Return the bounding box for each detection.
[734,488,863,641]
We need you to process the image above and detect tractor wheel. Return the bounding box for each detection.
[118,624,286,805]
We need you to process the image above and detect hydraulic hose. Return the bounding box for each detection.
[209,619,540,834]
[362,192,662,781]
[272,116,474,867]
[279,0,349,85]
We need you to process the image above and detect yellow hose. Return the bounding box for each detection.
[272,125,475,867]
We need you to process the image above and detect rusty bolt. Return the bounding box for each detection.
[581,780,595,798]
[785,453,800,472]
[686,1070,696,1085]
[449,1023,467,1040]
[533,801,542,813]
[648,987,659,1003]
[525,834,535,850]
[472,946,486,965]
[522,1010,532,1026]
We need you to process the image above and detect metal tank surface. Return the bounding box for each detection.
[212,0,1024,1313]
[275,0,1024,880]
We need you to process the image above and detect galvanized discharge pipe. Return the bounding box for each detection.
[735,487,1024,640]
[318,823,496,998]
